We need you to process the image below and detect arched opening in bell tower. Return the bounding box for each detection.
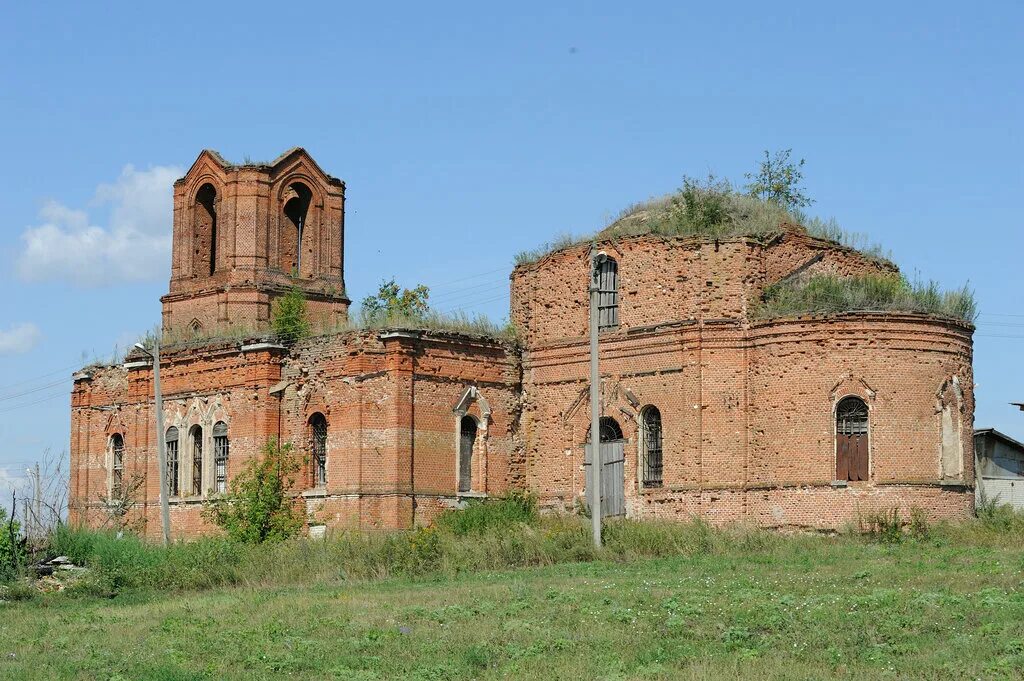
[281,183,312,277]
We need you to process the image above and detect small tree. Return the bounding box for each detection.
[360,278,430,324]
[1,506,24,581]
[745,149,814,210]
[203,439,305,543]
[272,286,310,343]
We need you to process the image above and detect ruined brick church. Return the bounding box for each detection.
[69,149,976,538]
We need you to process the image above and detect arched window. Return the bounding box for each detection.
[309,413,328,487]
[165,426,180,497]
[640,407,663,488]
[588,416,624,444]
[193,183,217,277]
[836,397,869,482]
[281,183,312,276]
[594,255,619,331]
[458,415,477,493]
[110,433,125,498]
[189,425,203,496]
[213,421,229,493]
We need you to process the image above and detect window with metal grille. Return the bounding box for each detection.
[310,413,328,487]
[111,433,124,498]
[213,422,229,493]
[641,407,663,488]
[594,255,619,331]
[166,427,180,497]
[588,416,624,444]
[190,425,203,496]
[836,396,869,482]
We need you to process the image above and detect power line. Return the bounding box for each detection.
[0,361,83,394]
[425,266,510,291]
[0,390,69,414]
[0,377,71,403]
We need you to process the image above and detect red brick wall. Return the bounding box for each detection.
[511,231,974,529]
[69,330,520,539]
[161,149,350,337]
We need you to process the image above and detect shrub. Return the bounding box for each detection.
[272,286,310,343]
[755,273,976,323]
[433,490,538,536]
[860,507,904,543]
[0,507,24,583]
[203,439,305,544]
[360,279,431,325]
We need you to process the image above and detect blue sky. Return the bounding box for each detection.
[0,1,1021,491]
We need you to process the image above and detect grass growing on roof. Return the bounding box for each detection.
[514,175,892,266]
[754,273,977,323]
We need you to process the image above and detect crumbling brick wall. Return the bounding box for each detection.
[69,330,520,539]
[511,234,974,529]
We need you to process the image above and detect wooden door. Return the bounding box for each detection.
[585,441,626,518]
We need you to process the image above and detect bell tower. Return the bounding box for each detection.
[161,148,350,337]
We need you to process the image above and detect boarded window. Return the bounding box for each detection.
[213,421,229,493]
[594,255,619,331]
[459,415,477,493]
[836,397,869,482]
[310,413,328,487]
[190,426,203,496]
[641,407,663,488]
[166,426,180,497]
[111,433,124,498]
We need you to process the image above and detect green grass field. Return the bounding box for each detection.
[2,516,1023,680]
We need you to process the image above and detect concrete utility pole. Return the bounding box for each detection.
[589,243,603,548]
[135,341,171,546]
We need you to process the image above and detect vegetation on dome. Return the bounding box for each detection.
[347,278,517,341]
[514,150,892,266]
[754,273,977,323]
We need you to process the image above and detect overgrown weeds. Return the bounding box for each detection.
[754,273,976,323]
[514,173,892,267]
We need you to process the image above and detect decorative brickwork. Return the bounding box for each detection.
[68,149,975,538]
[162,148,350,337]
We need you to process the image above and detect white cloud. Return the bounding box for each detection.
[0,467,27,496]
[0,322,42,355]
[17,164,183,286]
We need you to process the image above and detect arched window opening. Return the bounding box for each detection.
[188,319,203,337]
[458,415,477,493]
[588,416,624,444]
[836,397,869,482]
[193,183,217,277]
[190,425,203,496]
[309,413,328,487]
[281,183,312,277]
[111,433,125,498]
[594,255,619,331]
[213,421,229,493]
[640,407,663,488]
[165,426,180,497]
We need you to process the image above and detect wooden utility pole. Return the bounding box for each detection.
[589,243,603,548]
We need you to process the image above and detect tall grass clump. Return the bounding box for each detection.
[433,490,538,536]
[515,176,889,267]
[754,273,976,323]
